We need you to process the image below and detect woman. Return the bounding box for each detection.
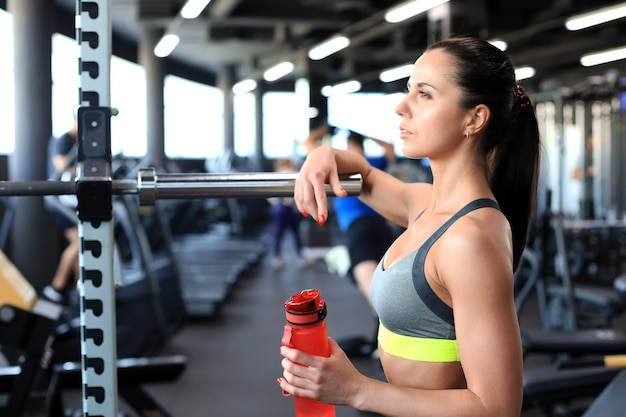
[278,36,540,417]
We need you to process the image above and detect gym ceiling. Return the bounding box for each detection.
[50,0,626,95]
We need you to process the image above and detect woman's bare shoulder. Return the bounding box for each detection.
[436,207,513,284]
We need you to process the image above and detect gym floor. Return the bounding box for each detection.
[27,223,623,417]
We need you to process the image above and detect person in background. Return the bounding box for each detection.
[269,158,310,270]
[279,35,540,416]
[301,127,397,357]
[570,131,596,218]
[42,116,80,304]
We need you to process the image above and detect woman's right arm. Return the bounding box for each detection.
[295,146,420,228]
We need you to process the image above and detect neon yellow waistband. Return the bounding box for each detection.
[378,321,459,362]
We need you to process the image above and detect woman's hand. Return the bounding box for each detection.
[277,338,364,407]
[294,146,348,225]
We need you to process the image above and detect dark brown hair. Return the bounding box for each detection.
[427,36,540,269]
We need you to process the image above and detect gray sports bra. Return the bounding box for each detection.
[370,199,501,341]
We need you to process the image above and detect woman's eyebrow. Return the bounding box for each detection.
[406,81,437,91]
[416,81,437,91]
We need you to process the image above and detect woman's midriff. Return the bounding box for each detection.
[379,346,467,389]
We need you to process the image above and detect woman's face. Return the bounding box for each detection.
[395,49,469,160]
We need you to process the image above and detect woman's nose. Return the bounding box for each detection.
[395,97,408,117]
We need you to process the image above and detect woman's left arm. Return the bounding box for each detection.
[439,213,523,417]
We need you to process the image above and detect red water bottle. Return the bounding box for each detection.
[282,289,336,417]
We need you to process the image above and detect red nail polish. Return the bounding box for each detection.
[277,378,290,396]
[317,214,326,225]
[301,211,308,217]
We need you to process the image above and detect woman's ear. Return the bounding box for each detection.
[466,104,490,136]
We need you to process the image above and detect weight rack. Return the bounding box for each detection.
[1,3,361,415]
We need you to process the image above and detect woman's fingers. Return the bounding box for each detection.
[294,176,320,222]
[279,355,311,398]
[311,175,329,225]
[294,170,327,224]
[294,146,348,225]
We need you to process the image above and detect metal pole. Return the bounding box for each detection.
[0,171,362,203]
[136,170,362,205]
[75,1,118,415]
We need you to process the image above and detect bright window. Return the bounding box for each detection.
[52,33,148,157]
[234,92,255,157]
[0,9,14,154]
[262,92,308,158]
[51,33,78,138]
[164,75,223,159]
[327,92,403,156]
[110,56,147,157]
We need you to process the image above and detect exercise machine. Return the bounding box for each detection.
[513,206,626,415]
[518,190,626,332]
[0,251,62,417]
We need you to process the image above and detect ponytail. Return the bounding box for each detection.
[489,85,540,269]
[428,37,542,269]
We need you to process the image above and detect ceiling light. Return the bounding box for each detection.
[181,0,212,19]
[515,66,535,80]
[385,0,450,24]
[154,34,180,58]
[488,39,508,51]
[565,2,626,31]
[580,45,626,67]
[308,35,350,60]
[379,63,414,83]
[263,61,295,82]
[321,80,362,97]
[320,85,334,97]
[232,79,257,95]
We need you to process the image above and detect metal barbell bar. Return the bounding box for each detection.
[0,168,362,205]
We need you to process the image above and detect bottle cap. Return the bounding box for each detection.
[284,289,327,324]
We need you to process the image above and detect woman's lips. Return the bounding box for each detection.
[399,126,412,139]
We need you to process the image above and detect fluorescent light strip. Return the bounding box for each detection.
[181,0,212,19]
[232,79,257,95]
[321,80,361,97]
[379,63,414,83]
[515,66,535,81]
[565,2,626,31]
[385,0,450,24]
[308,35,350,60]
[263,61,295,82]
[154,34,180,58]
[580,45,626,67]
